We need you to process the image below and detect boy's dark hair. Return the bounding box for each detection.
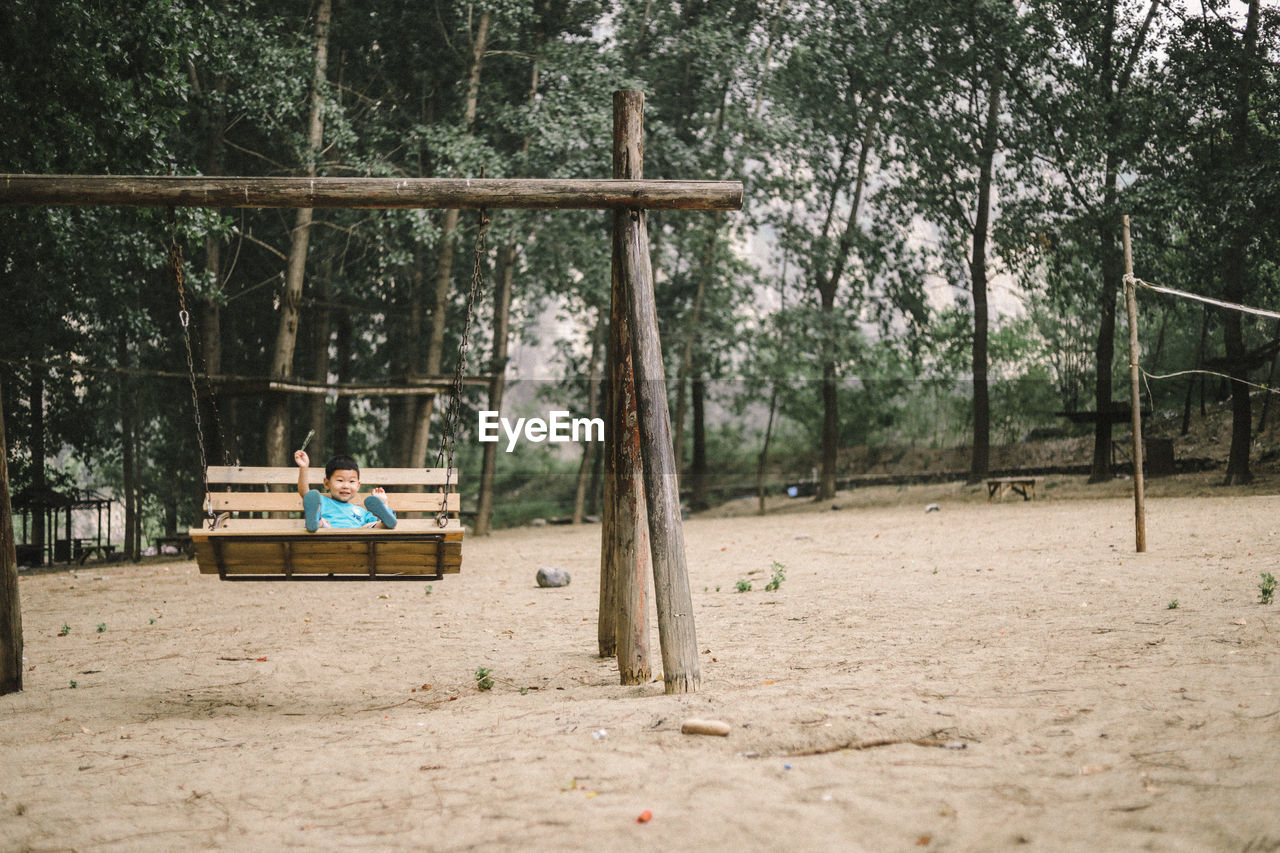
[325,455,361,478]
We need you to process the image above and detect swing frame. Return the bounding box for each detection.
[0,89,740,694]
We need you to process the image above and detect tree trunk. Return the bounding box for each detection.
[414,9,491,467]
[387,263,418,465]
[1089,185,1121,483]
[674,214,719,469]
[1223,313,1253,485]
[690,375,709,511]
[1,373,23,694]
[332,306,353,454]
[264,0,331,466]
[198,58,228,471]
[406,261,434,467]
[1181,306,1209,435]
[756,383,779,515]
[814,106,879,501]
[1256,320,1279,435]
[1223,0,1260,485]
[29,367,44,563]
[308,273,332,463]
[967,68,1002,485]
[573,313,605,525]
[475,242,515,536]
[118,331,138,561]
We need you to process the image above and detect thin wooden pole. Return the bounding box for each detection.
[0,175,742,212]
[615,90,701,695]
[1,374,22,694]
[604,91,653,683]
[1123,215,1147,553]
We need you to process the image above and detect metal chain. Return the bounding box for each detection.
[167,210,218,524]
[434,208,490,527]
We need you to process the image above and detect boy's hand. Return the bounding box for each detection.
[294,450,310,468]
[371,487,387,498]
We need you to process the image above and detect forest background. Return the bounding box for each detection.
[1,0,1278,557]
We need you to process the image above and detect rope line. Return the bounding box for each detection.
[1128,275,1280,322]
[1140,367,1280,396]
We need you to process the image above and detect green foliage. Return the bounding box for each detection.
[475,667,495,691]
[5,0,1280,543]
[735,579,752,593]
[765,562,786,592]
[1260,573,1276,606]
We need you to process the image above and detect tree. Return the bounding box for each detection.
[760,0,901,501]
[1007,0,1165,482]
[263,0,333,467]
[613,1,771,507]
[1140,0,1279,483]
[888,0,1031,485]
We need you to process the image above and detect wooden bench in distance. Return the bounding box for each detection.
[189,466,463,581]
[986,476,1040,502]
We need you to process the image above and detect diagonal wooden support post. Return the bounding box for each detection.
[613,90,700,694]
[602,92,654,683]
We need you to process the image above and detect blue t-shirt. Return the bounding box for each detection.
[317,494,379,529]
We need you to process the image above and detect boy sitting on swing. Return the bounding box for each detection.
[293,451,397,532]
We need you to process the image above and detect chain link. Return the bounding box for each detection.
[434,208,490,527]
[167,209,219,524]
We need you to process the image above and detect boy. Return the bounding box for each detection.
[293,451,397,532]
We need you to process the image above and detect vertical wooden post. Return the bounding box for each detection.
[615,90,701,694]
[1,374,23,694]
[1123,215,1147,553]
[601,91,652,683]
[607,276,653,682]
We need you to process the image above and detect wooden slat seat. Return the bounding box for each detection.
[189,466,463,581]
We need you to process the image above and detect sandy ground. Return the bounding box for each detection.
[2,480,1279,852]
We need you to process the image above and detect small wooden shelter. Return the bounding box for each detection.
[11,486,115,566]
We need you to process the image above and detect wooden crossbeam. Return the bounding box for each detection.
[0,175,743,211]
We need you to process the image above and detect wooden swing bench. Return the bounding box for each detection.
[189,466,463,581]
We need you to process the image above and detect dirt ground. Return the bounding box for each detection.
[2,478,1279,852]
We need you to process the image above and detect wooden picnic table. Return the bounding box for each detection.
[74,543,117,565]
[986,476,1040,501]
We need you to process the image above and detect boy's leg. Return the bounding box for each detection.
[303,490,322,532]
[363,495,397,529]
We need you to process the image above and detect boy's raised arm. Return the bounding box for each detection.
[294,450,310,497]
